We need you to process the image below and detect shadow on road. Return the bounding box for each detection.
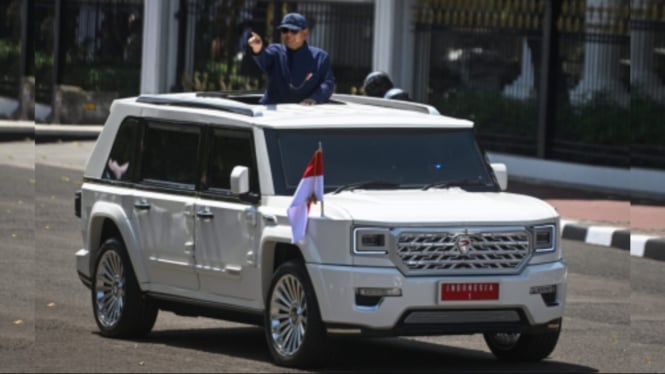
[141,326,597,373]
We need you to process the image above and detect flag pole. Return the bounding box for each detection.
[319,141,324,217]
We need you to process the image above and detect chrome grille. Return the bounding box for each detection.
[394,229,531,275]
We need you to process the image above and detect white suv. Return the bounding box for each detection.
[75,92,566,367]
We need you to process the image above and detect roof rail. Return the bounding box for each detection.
[136,95,262,117]
[331,94,440,115]
[196,91,264,104]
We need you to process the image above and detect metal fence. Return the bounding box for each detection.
[179,0,374,95]
[34,0,54,104]
[414,0,665,170]
[34,0,144,106]
[630,0,665,170]
[414,0,544,158]
[0,0,22,99]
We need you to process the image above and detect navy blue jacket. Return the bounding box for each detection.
[252,42,335,104]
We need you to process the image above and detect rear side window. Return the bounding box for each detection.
[104,118,140,181]
[140,122,201,187]
[206,128,259,193]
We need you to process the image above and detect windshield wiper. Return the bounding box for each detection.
[421,178,488,191]
[333,181,401,194]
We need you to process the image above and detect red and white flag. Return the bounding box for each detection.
[287,146,324,243]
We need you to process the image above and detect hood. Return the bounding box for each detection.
[317,188,558,225]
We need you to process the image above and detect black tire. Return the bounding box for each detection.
[91,238,158,338]
[483,322,561,362]
[264,260,328,368]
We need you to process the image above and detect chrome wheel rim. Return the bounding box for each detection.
[492,332,521,348]
[94,250,125,328]
[269,274,307,357]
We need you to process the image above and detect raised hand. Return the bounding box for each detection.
[248,31,263,54]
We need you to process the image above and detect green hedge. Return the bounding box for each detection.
[556,94,630,146]
[431,90,538,138]
[631,95,665,147]
[61,65,140,97]
[0,39,19,96]
[431,89,637,147]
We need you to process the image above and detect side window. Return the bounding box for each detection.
[140,122,201,187]
[206,129,259,193]
[104,118,140,181]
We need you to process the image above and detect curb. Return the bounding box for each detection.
[0,123,103,142]
[35,124,103,143]
[561,219,665,262]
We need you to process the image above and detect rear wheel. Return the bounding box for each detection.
[264,260,328,368]
[92,238,158,338]
[483,322,561,361]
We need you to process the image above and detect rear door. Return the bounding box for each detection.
[194,127,261,303]
[133,121,202,291]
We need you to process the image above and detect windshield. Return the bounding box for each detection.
[264,128,497,195]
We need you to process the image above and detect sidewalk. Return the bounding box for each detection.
[2,120,665,261]
[508,179,665,261]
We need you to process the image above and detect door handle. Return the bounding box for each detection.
[134,199,151,211]
[196,207,214,220]
[262,214,277,225]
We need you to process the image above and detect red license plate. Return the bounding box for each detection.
[440,282,499,301]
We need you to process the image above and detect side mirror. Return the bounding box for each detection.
[491,163,508,191]
[230,166,250,194]
[230,165,260,204]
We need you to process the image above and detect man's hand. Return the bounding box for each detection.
[300,98,316,106]
[248,31,263,54]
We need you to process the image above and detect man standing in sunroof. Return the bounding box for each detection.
[248,13,335,105]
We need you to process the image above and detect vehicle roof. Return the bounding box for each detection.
[114,92,474,129]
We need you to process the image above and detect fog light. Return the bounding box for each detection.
[357,287,402,297]
[530,284,556,294]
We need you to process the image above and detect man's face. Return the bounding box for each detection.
[281,28,308,50]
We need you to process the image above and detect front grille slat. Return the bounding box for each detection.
[401,242,456,248]
[404,258,525,266]
[394,229,531,275]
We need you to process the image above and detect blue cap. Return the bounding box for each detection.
[279,13,308,31]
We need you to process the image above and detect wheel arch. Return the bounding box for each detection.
[260,239,304,302]
[87,201,148,286]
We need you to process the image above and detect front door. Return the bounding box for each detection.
[194,128,261,303]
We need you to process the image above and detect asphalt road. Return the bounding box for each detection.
[1,163,664,373]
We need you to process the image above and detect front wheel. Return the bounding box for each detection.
[483,322,561,362]
[264,260,328,368]
[92,238,158,338]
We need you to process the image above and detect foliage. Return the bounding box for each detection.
[0,39,19,71]
[182,60,261,92]
[0,39,19,96]
[0,39,19,59]
[431,89,538,138]
[431,89,636,148]
[61,65,140,97]
[35,50,52,71]
[556,94,630,146]
[631,94,665,146]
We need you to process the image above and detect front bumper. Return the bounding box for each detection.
[306,260,566,332]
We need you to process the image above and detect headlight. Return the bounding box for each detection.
[353,228,389,255]
[533,224,556,253]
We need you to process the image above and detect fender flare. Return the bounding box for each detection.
[86,201,149,286]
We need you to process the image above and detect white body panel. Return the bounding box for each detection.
[307,261,567,328]
[132,190,199,290]
[194,198,261,302]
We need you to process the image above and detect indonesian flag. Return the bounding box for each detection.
[287,147,324,243]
